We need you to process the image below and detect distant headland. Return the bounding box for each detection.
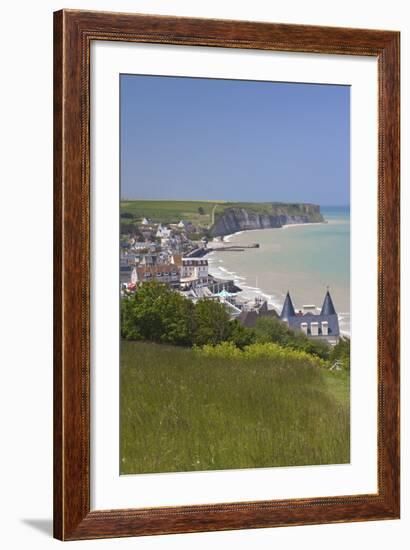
[210,202,324,237]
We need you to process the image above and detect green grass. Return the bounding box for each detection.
[322,369,350,408]
[120,200,227,227]
[120,200,324,232]
[120,341,350,474]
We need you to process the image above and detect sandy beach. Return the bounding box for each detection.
[207,207,350,335]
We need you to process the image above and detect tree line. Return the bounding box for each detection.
[121,281,350,367]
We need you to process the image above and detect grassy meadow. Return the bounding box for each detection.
[120,341,350,475]
[120,200,227,226]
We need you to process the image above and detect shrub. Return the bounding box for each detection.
[197,341,242,359]
[254,316,330,360]
[243,343,327,367]
[195,341,327,368]
[329,337,350,369]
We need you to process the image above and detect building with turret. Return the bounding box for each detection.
[280,290,340,345]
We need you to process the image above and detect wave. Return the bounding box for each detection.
[224,230,244,243]
[208,222,350,335]
[281,221,327,229]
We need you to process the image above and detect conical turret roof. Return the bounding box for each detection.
[321,290,337,315]
[280,292,295,320]
[258,300,269,314]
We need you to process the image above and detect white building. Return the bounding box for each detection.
[170,254,209,283]
[132,241,154,250]
[181,257,208,282]
[156,225,171,239]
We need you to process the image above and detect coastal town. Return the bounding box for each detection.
[120,213,340,344]
[120,215,258,313]
[118,78,350,476]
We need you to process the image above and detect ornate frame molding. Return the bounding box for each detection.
[54,9,400,540]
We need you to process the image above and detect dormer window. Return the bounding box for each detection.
[310,322,319,336]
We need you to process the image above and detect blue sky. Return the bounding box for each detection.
[120,75,350,206]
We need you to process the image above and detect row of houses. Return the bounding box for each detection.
[128,255,209,287]
[141,217,189,229]
[120,215,206,285]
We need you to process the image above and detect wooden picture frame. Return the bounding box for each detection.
[54,9,400,540]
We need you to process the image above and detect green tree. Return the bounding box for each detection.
[298,335,330,360]
[228,320,255,348]
[157,288,195,346]
[198,206,205,215]
[120,222,136,235]
[254,316,289,344]
[193,299,232,346]
[121,282,194,345]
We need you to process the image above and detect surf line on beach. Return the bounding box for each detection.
[207,228,285,314]
[207,221,351,337]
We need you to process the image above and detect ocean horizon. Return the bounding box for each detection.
[208,206,351,336]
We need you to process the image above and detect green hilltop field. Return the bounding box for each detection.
[120,199,322,230]
[120,200,227,226]
[120,340,350,475]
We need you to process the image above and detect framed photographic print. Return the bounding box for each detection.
[54,9,400,540]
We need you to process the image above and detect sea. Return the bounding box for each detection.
[207,206,351,336]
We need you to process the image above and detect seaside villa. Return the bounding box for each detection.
[280,290,340,345]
